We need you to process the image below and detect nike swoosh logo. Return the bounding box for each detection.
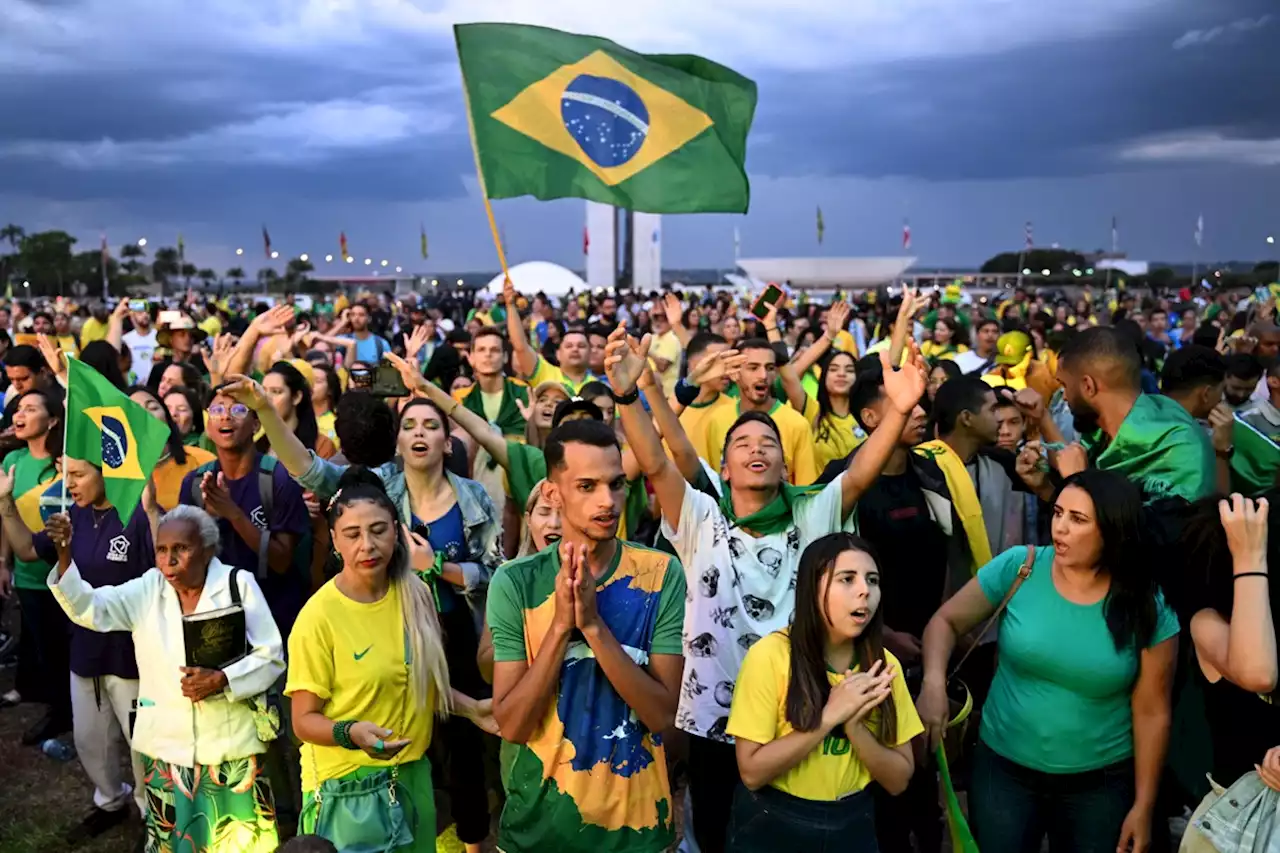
[354,646,372,661]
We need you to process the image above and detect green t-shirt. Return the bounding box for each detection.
[977,546,1179,773]
[487,542,685,853]
[505,441,546,511]
[4,447,58,590]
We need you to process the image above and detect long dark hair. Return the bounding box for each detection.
[314,364,343,413]
[127,385,188,465]
[785,532,897,744]
[1057,469,1157,650]
[15,389,64,480]
[163,385,206,441]
[259,361,319,452]
[815,350,856,445]
[80,340,128,391]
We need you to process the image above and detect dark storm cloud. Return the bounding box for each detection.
[748,16,1280,182]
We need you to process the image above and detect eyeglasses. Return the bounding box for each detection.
[208,403,251,420]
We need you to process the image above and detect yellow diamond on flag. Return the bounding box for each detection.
[84,405,148,480]
[491,50,714,187]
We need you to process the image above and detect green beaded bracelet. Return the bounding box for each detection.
[333,719,359,750]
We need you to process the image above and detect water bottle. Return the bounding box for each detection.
[41,738,76,761]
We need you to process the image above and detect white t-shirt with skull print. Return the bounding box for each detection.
[662,474,847,742]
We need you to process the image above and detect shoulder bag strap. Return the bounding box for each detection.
[255,458,274,581]
[948,543,1036,680]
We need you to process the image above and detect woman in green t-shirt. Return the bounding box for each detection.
[919,469,1179,853]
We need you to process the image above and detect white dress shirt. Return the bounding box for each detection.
[49,557,285,768]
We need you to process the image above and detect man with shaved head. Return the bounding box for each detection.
[1055,326,1215,504]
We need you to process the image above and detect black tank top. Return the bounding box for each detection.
[1201,668,1280,785]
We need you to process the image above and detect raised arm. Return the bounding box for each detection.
[662,293,693,349]
[638,363,705,485]
[888,288,930,367]
[503,278,538,379]
[1191,495,1277,693]
[226,304,294,378]
[793,300,850,380]
[607,324,689,527]
[838,342,927,517]
[106,298,129,351]
[220,374,314,479]
[383,351,510,468]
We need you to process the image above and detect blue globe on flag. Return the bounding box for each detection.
[561,74,650,168]
[99,415,129,471]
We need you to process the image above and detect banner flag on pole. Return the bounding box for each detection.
[902,219,912,251]
[65,357,170,518]
[1195,213,1205,247]
[339,231,349,260]
[420,224,429,259]
[816,206,825,245]
[1024,220,1034,250]
[455,22,757,214]
[262,226,272,259]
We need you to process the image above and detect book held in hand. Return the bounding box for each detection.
[183,605,247,669]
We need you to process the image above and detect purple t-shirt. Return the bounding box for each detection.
[179,454,310,638]
[35,504,153,680]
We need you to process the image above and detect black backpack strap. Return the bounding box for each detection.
[254,456,277,581]
[227,565,244,607]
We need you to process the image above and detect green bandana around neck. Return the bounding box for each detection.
[461,379,528,437]
[716,478,822,537]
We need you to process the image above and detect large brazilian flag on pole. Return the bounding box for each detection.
[454,23,757,213]
[65,356,170,517]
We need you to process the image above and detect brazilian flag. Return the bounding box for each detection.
[65,357,170,517]
[455,23,757,213]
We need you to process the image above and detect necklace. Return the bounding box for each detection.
[91,506,111,529]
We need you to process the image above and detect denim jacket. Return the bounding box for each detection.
[295,451,503,608]
[1194,770,1280,852]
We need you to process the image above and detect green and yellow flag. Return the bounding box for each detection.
[454,23,757,213]
[65,357,170,517]
[817,205,825,245]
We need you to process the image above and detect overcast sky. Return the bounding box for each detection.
[1,0,1277,275]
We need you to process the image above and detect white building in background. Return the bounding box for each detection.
[633,212,662,292]
[737,256,916,289]
[585,201,616,289]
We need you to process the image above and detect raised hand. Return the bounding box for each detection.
[503,275,517,307]
[1054,443,1089,478]
[35,334,66,380]
[218,374,270,412]
[603,322,651,396]
[251,304,295,336]
[879,339,927,415]
[1012,387,1045,424]
[44,512,72,552]
[0,464,16,502]
[1219,493,1269,569]
[1015,439,1048,490]
[382,351,430,397]
[662,292,684,328]
[826,301,851,340]
[404,324,431,361]
[687,349,744,388]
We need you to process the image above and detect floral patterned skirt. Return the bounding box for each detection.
[141,753,279,853]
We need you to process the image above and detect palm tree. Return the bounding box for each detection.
[0,224,24,252]
[257,267,280,287]
[120,242,146,260]
[152,247,180,285]
[226,267,246,286]
[197,268,217,287]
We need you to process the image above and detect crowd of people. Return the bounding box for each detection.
[0,275,1276,853]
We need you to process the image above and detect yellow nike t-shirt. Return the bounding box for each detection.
[286,579,436,788]
[727,634,922,801]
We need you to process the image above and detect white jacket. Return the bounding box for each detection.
[49,557,285,768]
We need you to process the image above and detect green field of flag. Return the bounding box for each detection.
[65,357,170,517]
[454,23,757,213]
[1231,416,1280,496]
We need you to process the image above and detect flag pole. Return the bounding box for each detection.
[457,65,511,283]
[61,355,71,514]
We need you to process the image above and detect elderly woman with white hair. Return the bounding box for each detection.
[47,504,286,853]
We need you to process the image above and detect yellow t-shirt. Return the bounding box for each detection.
[55,335,79,357]
[727,635,922,801]
[706,399,819,486]
[679,393,737,469]
[649,330,683,398]
[316,410,339,449]
[832,329,857,356]
[814,410,865,473]
[527,356,597,395]
[79,316,109,347]
[153,446,217,511]
[285,579,435,789]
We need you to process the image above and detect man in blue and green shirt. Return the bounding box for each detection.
[487,418,685,853]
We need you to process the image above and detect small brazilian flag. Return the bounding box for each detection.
[65,357,170,517]
[454,23,757,213]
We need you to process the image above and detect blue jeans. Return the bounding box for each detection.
[726,784,879,853]
[970,740,1134,853]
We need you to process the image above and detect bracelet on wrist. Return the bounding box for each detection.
[612,387,640,406]
[1234,572,1269,581]
[333,719,359,750]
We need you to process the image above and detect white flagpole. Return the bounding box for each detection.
[60,355,70,513]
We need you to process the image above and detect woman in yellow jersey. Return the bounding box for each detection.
[919,317,969,365]
[128,386,217,510]
[808,351,865,472]
[726,532,922,852]
[287,473,455,852]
